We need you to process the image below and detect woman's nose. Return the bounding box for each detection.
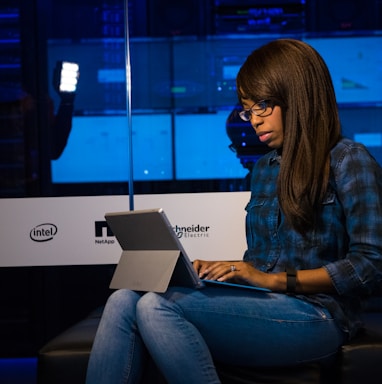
[250,114,262,129]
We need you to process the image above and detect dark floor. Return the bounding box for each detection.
[0,358,37,384]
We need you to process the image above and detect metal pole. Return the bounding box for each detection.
[124,0,134,210]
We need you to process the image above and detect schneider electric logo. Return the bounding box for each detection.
[173,224,210,239]
[30,223,58,242]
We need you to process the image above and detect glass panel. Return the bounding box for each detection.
[46,1,130,196]
[0,0,381,198]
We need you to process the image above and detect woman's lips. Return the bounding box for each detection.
[258,132,272,143]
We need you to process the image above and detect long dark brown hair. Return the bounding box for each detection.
[236,39,341,234]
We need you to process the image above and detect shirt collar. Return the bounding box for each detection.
[269,150,282,164]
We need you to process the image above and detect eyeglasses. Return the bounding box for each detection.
[238,100,275,122]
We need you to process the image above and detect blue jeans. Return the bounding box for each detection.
[86,286,345,384]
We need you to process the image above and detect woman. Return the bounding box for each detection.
[86,39,382,384]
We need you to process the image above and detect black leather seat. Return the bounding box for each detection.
[37,305,382,384]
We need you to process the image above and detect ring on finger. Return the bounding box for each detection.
[230,265,236,272]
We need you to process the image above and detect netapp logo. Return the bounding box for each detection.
[94,221,115,244]
[30,223,58,242]
[173,224,210,239]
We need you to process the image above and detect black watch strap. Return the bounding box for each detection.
[286,268,297,293]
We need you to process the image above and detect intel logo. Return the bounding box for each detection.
[30,223,58,242]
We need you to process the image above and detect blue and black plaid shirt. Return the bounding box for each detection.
[244,137,382,339]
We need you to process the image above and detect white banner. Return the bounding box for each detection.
[0,192,250,267]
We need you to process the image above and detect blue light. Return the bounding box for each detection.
[0,358,37,384]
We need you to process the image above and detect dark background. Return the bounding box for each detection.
[0,0,381,361]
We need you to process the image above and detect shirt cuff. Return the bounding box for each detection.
[324,259,362,295]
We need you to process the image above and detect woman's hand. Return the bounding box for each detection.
[193,260,336,293]
[193,259,268,288]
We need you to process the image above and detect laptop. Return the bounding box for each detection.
[105,208,270,293]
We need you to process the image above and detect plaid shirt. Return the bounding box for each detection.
[244,137,382,339]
